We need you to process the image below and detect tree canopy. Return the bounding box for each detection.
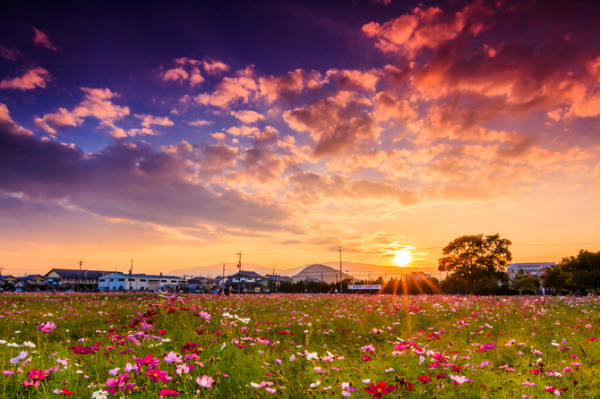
[541,250,600,294]
[438,234,512,294]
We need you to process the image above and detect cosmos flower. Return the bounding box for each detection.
[196,375,215,388]
[38,322,57,333]
[158,388,179,397]
[364,381,395,399]
[144,367,170,383]
[134,354,161,367]
[448,374,474,384]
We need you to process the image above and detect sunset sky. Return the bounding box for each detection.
[0,0,598,277]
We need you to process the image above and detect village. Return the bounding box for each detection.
[0,261,558,295]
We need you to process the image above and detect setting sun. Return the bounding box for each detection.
[394,249,412,267]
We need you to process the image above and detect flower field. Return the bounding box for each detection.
[0,293,598,399]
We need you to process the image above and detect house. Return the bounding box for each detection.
[225,271,264,293]
[256,275,292,293]
[508,262,555,278]
[185,277,218,292]
[15,275,52,291]
[45,269,114,291]
[98,273,183,291]
[0,275,18,290]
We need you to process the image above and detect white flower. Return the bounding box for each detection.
[91,390,108,399]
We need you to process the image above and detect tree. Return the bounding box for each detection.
[511,269,540,294]
[439,234,512,294]
[540,264,568,294]
[542,250,600,294]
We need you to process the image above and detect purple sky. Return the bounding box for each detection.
[0,0,598,276]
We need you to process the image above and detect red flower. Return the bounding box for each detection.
[61,387,74,396]
[417,375,431,384]
[364,381,395,399]
[361,355,373,362]
[158,329,166,335]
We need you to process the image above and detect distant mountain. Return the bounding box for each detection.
[292,264,352,283]
[168,260,439,280]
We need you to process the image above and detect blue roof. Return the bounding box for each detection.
[100,272,182,279]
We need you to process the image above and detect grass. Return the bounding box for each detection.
[0,293,598,398]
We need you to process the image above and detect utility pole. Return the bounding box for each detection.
[78,260,82,292]
[129,259,133,291]
[236,252,242,272]
[339,246,342,294]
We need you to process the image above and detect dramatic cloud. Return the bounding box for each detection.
[195,67,258,109]
[32,27,57,50]
[325,69,381,92]
[0,67,51,90]
[362,2,489,56]
[0,103,32,136]
[0,123,296,233]
[163,57,206,86]
[284,91,379,157]
[35,88,130,136]
[202,58,230,75]
[258,69,325,103]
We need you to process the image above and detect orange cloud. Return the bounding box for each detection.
[195,68,258,109]
[0,67,51,90]
[258,69,324,103]
[34,88,130,136]
[32,27,57,50]
[0,103,33,136]
[283,91,378,157]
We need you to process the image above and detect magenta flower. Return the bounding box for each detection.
[134,354,161,367]
[159,388,179,397]
[145,367,170,383]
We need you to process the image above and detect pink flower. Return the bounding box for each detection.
[38,322,57,333]
[196,375,214,388]
[448,374,473,384]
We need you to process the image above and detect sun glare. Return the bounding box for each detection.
[394,249,412,267]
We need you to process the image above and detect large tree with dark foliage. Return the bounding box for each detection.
[541,250,600,294]
[439,234,512,294]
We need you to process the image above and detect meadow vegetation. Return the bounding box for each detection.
[0,293,598,398]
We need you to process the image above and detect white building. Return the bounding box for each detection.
[98,273,183,291]
[508,262,555,278]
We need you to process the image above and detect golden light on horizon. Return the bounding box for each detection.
[393,249,412,267]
